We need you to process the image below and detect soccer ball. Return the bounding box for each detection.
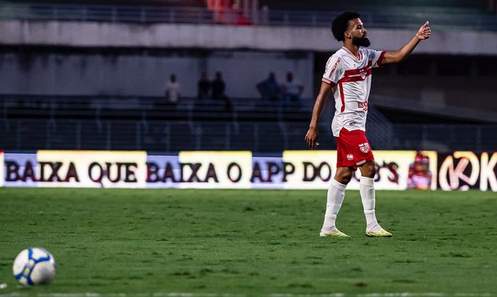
[12,248,56,286]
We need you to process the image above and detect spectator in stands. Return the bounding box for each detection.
[260,5,269,25]
[197,72,211,100]
[211,71,226,99]
[211,71,232,111]
[282,71,304,105]
[165,74,181,105]
[256,72,281,101]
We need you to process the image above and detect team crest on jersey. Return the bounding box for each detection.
[347,154,354,160]
[358,143,370,153]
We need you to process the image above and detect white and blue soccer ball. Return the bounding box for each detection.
[12,248,56,286]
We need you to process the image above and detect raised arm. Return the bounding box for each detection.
[382,21,431,64]
[305,82,334,149]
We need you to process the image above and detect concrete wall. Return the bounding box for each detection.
[1,20,497,55]
[0,50,314,97]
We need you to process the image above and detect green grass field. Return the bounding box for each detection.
[1,188,496,297]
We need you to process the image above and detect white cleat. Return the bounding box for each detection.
[320,228,350,238]
[365,225,392,237]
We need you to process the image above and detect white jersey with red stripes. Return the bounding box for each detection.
[322,47,385,137]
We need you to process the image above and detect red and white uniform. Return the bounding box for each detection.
[322,47,385,167]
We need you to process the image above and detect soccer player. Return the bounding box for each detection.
[305,12,431,237]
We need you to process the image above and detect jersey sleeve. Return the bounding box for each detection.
[367,48,386,68]
[322,55,343,86]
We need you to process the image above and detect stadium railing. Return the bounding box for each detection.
[1,3,496,31]
[1,118,496,153]
[0,94,309,122]
[1,94,496,153]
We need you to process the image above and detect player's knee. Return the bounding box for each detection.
[361,162,376,178]
[335,170,353,184]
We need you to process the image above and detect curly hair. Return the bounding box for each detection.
[332,12,361,41]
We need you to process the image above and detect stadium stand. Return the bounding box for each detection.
[1,92,496,153]
[260,0,488,12]
[2,0,206,6]
[1,0,496,30]
[258,0,497,30]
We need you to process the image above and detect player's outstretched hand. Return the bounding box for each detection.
[305,127,319,149]
[416,21,431,40]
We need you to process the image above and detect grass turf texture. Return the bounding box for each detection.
[0,188,496,296]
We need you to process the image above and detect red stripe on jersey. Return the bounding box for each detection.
[343,61,372,76]
[321,78,336,87]
[338,82,345,112]
[338,68,372,83]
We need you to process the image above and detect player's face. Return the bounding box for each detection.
[348,18,370,47]
[348,18,367,38]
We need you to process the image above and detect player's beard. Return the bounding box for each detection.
[352,36,371,47]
